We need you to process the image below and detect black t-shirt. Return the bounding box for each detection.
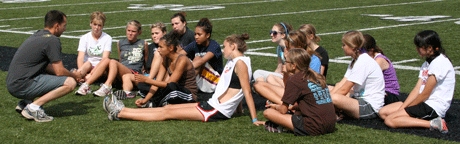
[183,39,223,74]
[145,43,158,72]
[178,27,195,48]
[6,30,62,93]
[315,46,329,78]
[282,72,336,136]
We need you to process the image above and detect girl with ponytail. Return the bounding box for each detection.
[262,48,336,136]
[329,30,385,120]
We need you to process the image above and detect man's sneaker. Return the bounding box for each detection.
[75,83,91,95]
[113,90,136,100]
[15,99,32,113]
[265,121,288,133]
[94,84,112,97]
[430,117,448,134]
[21,105,53,122]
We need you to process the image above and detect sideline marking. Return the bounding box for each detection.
[0,0,143,10]
[392,59,419,64]
[0,0,281,22]
[76,0,442,33]
[247,47,275,52]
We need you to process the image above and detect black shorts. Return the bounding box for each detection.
[384,91,407,105]
[291,115,309,136]
[196,101,229,122]
[141,82,195,107]
[405,102,439,120]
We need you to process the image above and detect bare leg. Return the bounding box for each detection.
[122,74,136,91]
[117,103,204,121]
[266,74,284,87]
[330,93,359,119]
[86,58,110,84]
[384,109,430,129]
[263,108,294,130]
[33,77,77,106]
[379,102,403,120]
[253,81,284,104]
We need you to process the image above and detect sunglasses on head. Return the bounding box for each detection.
[270,30,283,35]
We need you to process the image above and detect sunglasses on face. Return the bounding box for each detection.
[270,30,283,35]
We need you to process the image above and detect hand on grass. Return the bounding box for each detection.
[253,121,265,126]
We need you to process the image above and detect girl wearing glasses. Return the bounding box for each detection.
[262,48,336,135]
[254,30,321,104]
[329,30,385,120]
[103,33,263,126]
[252,22,293,83]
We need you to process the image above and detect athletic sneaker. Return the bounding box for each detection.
[21,105,53,122]
[113,90,136,100]
[15,99,32,113]
[265,121,288,133]
[94,84,112,97]
[75,83,91,95]
[430,117,448,134]
[103,95,125,121]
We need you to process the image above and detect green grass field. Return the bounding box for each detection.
[1,0,459,143]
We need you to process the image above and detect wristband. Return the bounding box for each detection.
[252,118,257,123]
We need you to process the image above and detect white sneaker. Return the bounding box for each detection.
[93,84,112,97]
[430,117,448,134]
[75,83,91,95]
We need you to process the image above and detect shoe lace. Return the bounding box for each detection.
[36,109,49,119]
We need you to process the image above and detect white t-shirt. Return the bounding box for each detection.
[77,32,112,66]
[418,54,455,118]
[344,53,385,112]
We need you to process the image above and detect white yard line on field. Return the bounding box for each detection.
[55,0,441,33]
[392,59,419,64]
[0,0,282,22]
[0,0,144,11]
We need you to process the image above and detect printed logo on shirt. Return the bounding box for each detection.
[88,45,103,56]
[126,47,144,64]
[224,66,232,73]
[308,82,332,105]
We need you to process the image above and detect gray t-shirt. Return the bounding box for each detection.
[119,38,145,73]
[7,30,62,93]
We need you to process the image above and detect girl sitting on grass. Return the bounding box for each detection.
[378,30,454,134]
[361,34,400,105]
[329,30,385,120]
[262,48,336,136]
[103,33,263,125]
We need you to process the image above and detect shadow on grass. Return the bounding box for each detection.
[0,46,77,71]
[45,99,99,117]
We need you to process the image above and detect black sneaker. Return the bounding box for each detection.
[15,99,32,114]
[113,90,128,100]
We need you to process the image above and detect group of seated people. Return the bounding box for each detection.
[7,10,455,136]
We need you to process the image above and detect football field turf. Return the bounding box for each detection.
[0,0,459,143]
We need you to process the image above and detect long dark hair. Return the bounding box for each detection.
[413,30,447,62]
[362,34,384,55]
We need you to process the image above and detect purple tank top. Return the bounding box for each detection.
[375,53,400,95]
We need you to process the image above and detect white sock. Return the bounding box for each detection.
[29,103,41,111]
[124,90,131,95]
